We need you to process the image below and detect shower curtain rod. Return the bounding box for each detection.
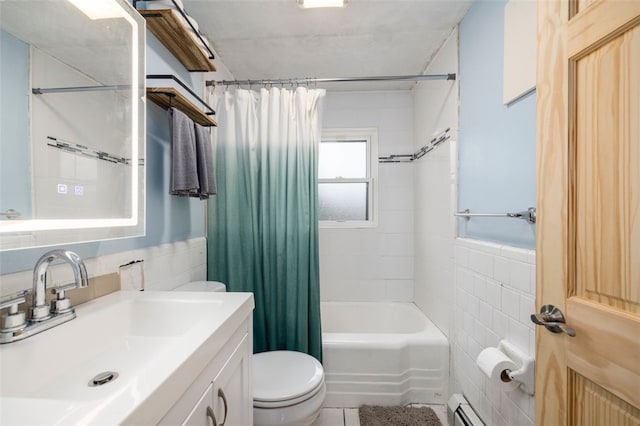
[205,73,456,87]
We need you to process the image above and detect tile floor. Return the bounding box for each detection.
[311,405,449,426]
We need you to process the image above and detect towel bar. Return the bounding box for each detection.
[454,207,536,224]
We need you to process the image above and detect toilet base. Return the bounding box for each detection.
[253,383,325,426]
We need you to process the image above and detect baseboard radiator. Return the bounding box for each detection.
[447,394,484,426]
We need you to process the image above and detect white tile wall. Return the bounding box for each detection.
[319,91,414,302]
[0,237,207,296]
[412,28,459,337]
[452,237,536,426]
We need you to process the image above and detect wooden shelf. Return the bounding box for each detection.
[139,9,216,72]
[147,87,217,126]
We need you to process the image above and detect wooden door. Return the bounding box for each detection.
[536,0,640,425]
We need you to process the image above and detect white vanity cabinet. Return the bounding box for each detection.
[161,317,253,426]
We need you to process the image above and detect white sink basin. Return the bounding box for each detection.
[0,290,254,425]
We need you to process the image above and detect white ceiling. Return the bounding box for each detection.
[183,0,472,90]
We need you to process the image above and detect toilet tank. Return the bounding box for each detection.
[173,281,226,292]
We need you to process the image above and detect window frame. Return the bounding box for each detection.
[318,128,378,228]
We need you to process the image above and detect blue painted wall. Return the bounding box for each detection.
[458,0,536,249]
[0,31,32,220]
[0,32,206,273]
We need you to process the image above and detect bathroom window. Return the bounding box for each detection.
[318,128,378,227]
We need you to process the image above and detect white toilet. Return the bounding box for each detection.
[172,280,226,292]
[253,350,326,426]
[172,281,326,426]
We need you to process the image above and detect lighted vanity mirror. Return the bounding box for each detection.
[0,0,145,251]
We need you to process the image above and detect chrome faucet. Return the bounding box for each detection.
[0,250,89,344]
[31,250,89,321]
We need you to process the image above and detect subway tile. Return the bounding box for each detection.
[519,296,535,328]
[463,311,474,335]
[518,408,535,426]
[456,328,467,348]
[493,310,508,340]
[500,391,519,426]
[455,244,470,267]
[501,287,520,320]
[476,395,492,425]
[456,287,466,309]
[385,280,413,301]
[486,280,502,309]
[492,407,508,426]
[493,256,510,284]
[468,294,480,320]
[455,266,465,289]
[485,329,500,348]
[473,274,486,300]
[379,185,413,212]
[472,319,485,346]
[468,249,494,277]
[462,269,475,293]
[501,246,533,263]
[379,210,413,233]
[529,263,536,294]
[468,338,484,361]
[508,319,531,354]
[382,256,413,280]
[485,378,503,407]
[528,251,536,265]
[458,238,502,255]
[509,260,531,293]
[509,386,534,416]
[479,300,493,328]
[383,233,413,256]
[529,329,536,359]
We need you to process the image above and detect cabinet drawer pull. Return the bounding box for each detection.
[206,406,218,426]
[218,388,228,426]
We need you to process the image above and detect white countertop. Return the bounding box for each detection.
[0,290,254,425]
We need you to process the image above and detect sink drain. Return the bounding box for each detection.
[88,371,119,387]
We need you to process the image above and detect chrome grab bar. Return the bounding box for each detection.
[454,207,536,224]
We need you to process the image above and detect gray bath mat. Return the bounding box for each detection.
[359,405,442,426]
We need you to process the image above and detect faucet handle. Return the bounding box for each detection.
[0,290,29,332]
[0,290,29,310]
[50,282,85,295]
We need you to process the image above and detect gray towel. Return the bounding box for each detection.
[193,124,217,199]
[169,107,199,196]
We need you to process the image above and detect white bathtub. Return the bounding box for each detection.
[320,302,449,408]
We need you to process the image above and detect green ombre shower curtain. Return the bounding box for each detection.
[207,87,324,361]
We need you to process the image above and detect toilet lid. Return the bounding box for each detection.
[173,281,226,292]
[253,351,324,403]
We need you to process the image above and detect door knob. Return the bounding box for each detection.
[531,304,576,337]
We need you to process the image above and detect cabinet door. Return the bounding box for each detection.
[182,383,216,426]
[211,334,252,426]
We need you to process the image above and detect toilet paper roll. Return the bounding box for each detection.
[476,347,519,391]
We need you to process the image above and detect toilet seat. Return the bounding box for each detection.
[253,350,324,408]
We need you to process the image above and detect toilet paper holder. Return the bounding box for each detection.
[497,340,535,396]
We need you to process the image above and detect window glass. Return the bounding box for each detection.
[318,140,367,179]
[318,128,377,227]
[319,183,368,221]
